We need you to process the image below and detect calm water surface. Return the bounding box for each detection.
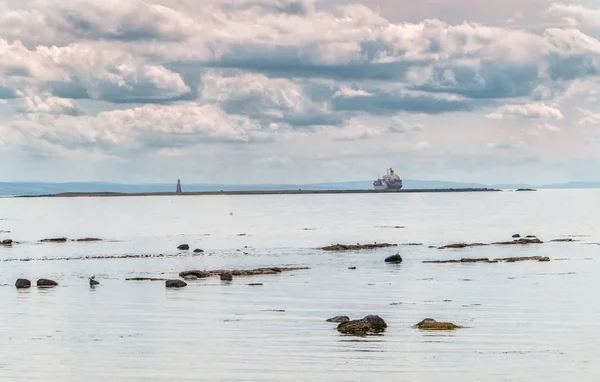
[0,190,599,381]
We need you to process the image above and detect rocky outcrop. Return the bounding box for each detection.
[493,238,543,245]
[177,244,190,250]
[414,318,462,330]
[15,278,31,288]
[438,243,488,249]
[326,316,350,323]
[424,256,550,264]
[179,267,309,278]
[40,237,67,243]
[166,279,187,288]
[179,270,211,279]
[37,279,58,287]
[337,315,387,335]
[320,243,397,251]
[384,254,403,263]
[220,272,233,281]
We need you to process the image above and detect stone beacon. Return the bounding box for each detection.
[176,179,182,193]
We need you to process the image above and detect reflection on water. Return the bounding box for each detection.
[0,190,599,381]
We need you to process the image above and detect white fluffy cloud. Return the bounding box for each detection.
[486,102,564,119]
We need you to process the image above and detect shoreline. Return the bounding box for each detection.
[16,188,501,198]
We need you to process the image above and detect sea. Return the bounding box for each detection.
[0,190,598,381]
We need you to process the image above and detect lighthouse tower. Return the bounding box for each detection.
[176,179,182,193]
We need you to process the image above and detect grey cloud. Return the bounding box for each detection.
[331,90,476,115]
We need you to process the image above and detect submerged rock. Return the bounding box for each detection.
[424,258,494,264]
[337,315,387,335]
[40,237,67,243]
[220,272,233,281]
[166,279,187,288]
[177,244,190,250]
[15,278,31,289]
[424,256,549,264]
[37,279,58,287]
[320,243,397,251]
[326,316,350,323]
[550,238,575,242]
[179,270,211,279]
[414,318,462,330]
[385,254,403,263]
[438,243,489,249]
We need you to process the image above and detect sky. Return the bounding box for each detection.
[1,0,600,184]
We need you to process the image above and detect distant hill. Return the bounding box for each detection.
[1,180,599,196]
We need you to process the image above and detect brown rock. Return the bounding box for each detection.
[15,278,31,288]
[220,272,233,281]
[414,318,462,330]
[166,279,187,288]
[1,239,13,246]
[326,316,350,323]
[337,315,387,335]
[37,278,58,287]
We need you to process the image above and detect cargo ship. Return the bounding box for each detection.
[373,168,403,190]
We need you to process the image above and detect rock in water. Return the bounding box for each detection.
[512,234,521,238]
[166,279,187,288]
[89,278,100,286]
[193,248,204,253]
[183,275,198,280]
[177,244,190,250]
[220,272,233,281]
[2,239,13,246]
[15,279,31,289]
[37,279,58,288]
[337,315,387,335]
[385,254,403,263]
[326,316,350,323]
[414,318,462,330]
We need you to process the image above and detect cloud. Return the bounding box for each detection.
[388,117,423,133]
[6,102,277,155]
[546,3,600,28]
[577,107,600,124]
[17,92,83,116]
[485,102,564,119]
[200,70,343,127]
[486,137,525,149]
